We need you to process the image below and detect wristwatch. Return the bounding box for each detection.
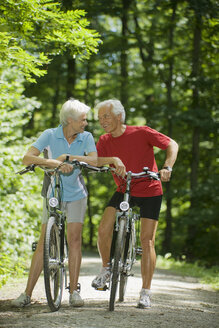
[163,166,172,172]
[66,155,70,162]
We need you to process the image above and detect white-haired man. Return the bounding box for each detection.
[92,99,178,308]
[12,99,97,308]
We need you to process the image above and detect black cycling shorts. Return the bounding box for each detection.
[107,191,162,221]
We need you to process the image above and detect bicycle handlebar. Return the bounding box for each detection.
[16,160,110,175]
[16,161,159,180]
[107,166,160,181]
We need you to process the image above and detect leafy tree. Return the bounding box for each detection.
[0,0,100,286]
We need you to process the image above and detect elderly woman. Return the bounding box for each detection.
[12,99,97,308]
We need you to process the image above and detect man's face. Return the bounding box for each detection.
[70,113,88,133]
[98,105,121,134]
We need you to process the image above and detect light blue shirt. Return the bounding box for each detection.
[32,125,97,201]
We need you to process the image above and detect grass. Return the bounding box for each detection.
[156,254,219,291]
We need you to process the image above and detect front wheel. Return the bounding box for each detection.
[44,216,64,311]
[119,221,136,301]
[119,272,128,302]
[109,217,126,311]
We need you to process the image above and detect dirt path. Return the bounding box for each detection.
[0,254,218,328]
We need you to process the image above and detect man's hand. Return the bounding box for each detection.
[112,157,126,177]
[159,168,171,182]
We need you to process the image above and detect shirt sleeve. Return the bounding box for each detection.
[145,126,170,150]
[32,129,50,152]
[84,133,97,154]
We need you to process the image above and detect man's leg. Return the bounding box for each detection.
[140,218,158,290]
[67,222,83,293]
[25,223,47,297]
[97,206,117,267]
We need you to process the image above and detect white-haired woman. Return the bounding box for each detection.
[12,99,97,308]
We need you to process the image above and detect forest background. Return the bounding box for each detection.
[0,0,218,287]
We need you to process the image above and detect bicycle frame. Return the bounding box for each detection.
[46,170,69,291]
[108,168,160,311]
[17,160,109,311]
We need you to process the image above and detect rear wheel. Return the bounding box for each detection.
[44,216,64,311]
[109,218,126,311]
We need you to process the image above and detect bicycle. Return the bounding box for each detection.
[93,166,160,311]
[17,160,108,312]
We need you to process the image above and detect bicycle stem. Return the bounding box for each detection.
[124,171,132,203]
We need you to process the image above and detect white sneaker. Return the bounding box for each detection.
[137,289,151,308]
[91,267,110,289]
[11,293,31,307]
[69,290,84,307]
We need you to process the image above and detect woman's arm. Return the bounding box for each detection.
[56,151,98,167]
[22,146,73,173]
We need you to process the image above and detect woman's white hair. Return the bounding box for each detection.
[95,99,126,123]
[60,98,90,126]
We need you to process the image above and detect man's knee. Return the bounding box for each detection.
[140,238,155,249]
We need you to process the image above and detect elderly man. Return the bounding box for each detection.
[92,99,178,308]
[12,99,97,308]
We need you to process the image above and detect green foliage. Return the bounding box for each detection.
[0,0,101,287]
[0,139,43,287]
[156,255,219,291]
[1,0,219,287]
[0,0,101,82]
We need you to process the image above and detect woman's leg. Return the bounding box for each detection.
[67,222,83,293]
[25,223,47,297]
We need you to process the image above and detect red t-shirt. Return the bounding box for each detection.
[96,125,170,197]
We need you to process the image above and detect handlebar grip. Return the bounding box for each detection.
[16,164,36,175]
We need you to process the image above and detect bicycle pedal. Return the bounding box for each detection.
[95,285,108,291]
[32,242,38,251]
[77,283,81,293]
[136,247,142,255]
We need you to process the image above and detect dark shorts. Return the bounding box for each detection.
[107,191,162,221]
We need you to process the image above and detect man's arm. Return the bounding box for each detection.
[159,139,179,182]
[97,156,126,177]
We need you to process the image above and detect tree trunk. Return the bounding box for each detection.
[186,9,202,260]
[132,0,156,123]
[66,54,76,99]
[84,60,94,248]
[120,0,130,113]
[162,0,177,255]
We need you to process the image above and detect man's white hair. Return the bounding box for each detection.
[95,99,126,123]
[60,98,90,126]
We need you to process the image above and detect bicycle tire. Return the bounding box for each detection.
[119,231,130,302]
[109,217,126,311]
[44,216,64,311]
[119,272,128,302]
[119,217,137,302]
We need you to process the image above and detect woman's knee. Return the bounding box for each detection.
[67,234,81,249]
[36,225,46,252]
